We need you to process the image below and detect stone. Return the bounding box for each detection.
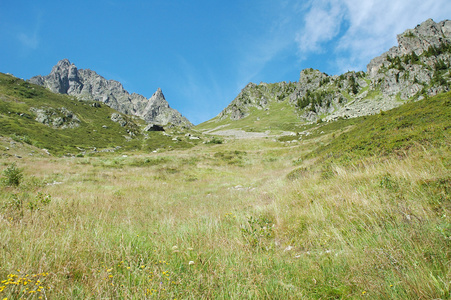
[138,88,191,126]
[31,107,80,129]
[367,19,451,100]
[143,124,164,131]
[110,113,127,127]
[215,18,451,125]
[29,60,192,127]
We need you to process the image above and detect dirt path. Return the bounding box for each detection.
[211,129,271,139]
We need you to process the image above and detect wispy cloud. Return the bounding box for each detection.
[233,2,305,88]
[17,32,39,49]
[171,55,230,124]
[234,34,291,89]
[295,0,451,73]
[16,11,42,50]
[295,0,345,57]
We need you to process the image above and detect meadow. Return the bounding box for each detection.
[0,92,450,299]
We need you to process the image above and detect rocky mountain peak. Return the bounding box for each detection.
[214,18,450,125]
[53,58,71,69]
[29,60,192,127]
[368,19,451,77]
[147,87,169,108]
[151,88,165,100]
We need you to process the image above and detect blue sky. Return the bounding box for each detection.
[1,0,450,124]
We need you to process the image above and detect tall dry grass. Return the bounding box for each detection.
[0,139,450,298]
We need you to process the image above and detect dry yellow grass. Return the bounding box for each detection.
[0,136,450,299]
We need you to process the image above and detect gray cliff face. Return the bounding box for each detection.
[367,19,451,99]
[368,19,451,77]
[217,18,451,123]
[139,88,190,125]
[29,59,192,127]
[217,81,299,121]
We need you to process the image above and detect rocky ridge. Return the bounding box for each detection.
[29,59,192,127]
[216,18,451,124]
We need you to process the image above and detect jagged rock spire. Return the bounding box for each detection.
[29,60,192,127]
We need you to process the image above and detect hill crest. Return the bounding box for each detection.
[198,18,451,133]
[29,59,192,127]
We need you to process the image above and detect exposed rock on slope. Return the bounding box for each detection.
[29,59,192,127]
[30,107,80,129]
[367,19,451,100]
[214,18,451,124]
[217,82,296,121]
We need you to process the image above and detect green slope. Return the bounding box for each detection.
[195,99,303,133]
[288,91,451,168]
[0,73,144,155]
[0,73,199,155]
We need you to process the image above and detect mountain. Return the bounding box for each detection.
[197,18,451,133]
[0,72,203,155]
[29,59,192,127]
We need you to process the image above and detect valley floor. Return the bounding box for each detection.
[0,127,450,299]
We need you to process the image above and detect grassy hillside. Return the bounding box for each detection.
[0,91,450,298]
[313,91,451,162]
[196,99,303,133]
[0,73,200,155]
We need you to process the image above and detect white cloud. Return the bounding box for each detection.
[295,0,345,57]
[16,11,42,51]
[235,35,291,89]
[296,0,451,73]
[17,32,39,49]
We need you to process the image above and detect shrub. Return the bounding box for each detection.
[206,137,223,144]
[2,163,23,187]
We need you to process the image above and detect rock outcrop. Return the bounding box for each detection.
[30,107,81,129]
[29,59,192,127]
[216,18,451,124]
[367,18,451,100]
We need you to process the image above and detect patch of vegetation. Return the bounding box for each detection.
[310,91,451,163]
[143,132,198,152]
[0,165,52,222]
[348,75,359,94]
[128,157,171,167]
[297,90,335,111]
[240,215,275,250]
[1,163,23,186]
[402,51,422,65]
[403,31,416,38]
[386,55,405,71]
[213,150,247,166]
[205,137,223,144]
[196,99,303,133]
[286,166,310,180]
[424,42,451,57]
[277,135,299,142]
[420,176,451,215]
[0,73,194,156]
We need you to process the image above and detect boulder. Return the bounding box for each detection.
[143,124,164,132]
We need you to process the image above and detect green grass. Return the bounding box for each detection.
[311,91,451,163]
[0,73,144,154]
[0,73,199,156]
[196,99,304,133]
[0,77,450,298]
